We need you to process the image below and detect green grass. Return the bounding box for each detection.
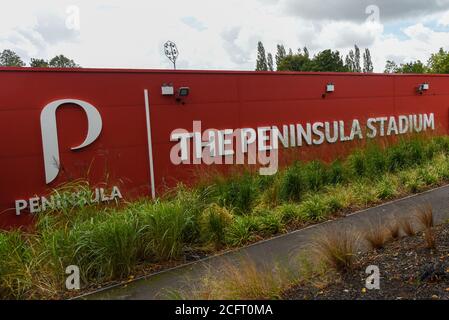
[0,231,35,299]
[2,135,449,299]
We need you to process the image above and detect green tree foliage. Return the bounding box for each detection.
[49,55,80,68]
[384,60,398,73]
[0,49,25,67]
[30,58,49,68]
[277,49,348,72]
[256,42,268,71]
[385,48,449,74]
[267,53,274,71]
[277,51,311,71]
[399,60,427,73]
[275,44,287,68]
[427,48,449,74]
[345,45,362,72]
[363,48,374,73]
[345,50,356,72]
[309,49,348,72]
[354,45,362,72]
[303,47,309,59]
[384,60,427,74]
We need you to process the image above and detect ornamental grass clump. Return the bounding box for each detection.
[364,220,390,250]
[0,231,34,299]
[311,227,360,274]
[415,205,436,249]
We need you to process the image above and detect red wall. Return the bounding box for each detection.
[1,68,449,229]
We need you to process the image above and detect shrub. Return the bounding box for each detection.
[415,205,436,249]
[311,227,360,274]
[398,216,416,236]
[323,194,345,213]
[225,215,260,246]
[346,150,366,178]
[214,173,258,214]
[328,160,345,184]
[423,228,436,249]
[276,203,307,223]
[364,221,390,250]
[415,205,434,229]
[433,153,449,179]
[0,231,34,299]
[401,170,425,194]
[351,181,379,206]
[174,187,211,243]
[299,195,329,221]
[386,143,408,172]
[258,211,284,236]
[139,200,196,261]
[303,160,328,191]
[280,162,304,202]
[375,175,398,200]
[45,211,145,281]
[257,177,281,208]
[184,259,290,300]
[417,167,439,186]
[364,144,386,177]
[387,220,401,240]
[200,204,234,249]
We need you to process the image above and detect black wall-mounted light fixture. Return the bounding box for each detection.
[176,87,190,104]
[177,87,190,97]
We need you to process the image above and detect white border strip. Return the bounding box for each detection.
[144,89,156,200]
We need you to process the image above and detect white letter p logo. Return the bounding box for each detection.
[40,99,102,184]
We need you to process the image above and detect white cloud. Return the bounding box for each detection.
[0,0,449,72]
[280,0,449,22]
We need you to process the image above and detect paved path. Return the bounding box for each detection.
[80,185,449,300]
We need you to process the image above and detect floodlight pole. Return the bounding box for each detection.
[164,41,179,70]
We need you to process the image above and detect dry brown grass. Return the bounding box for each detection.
[415,205,436,249]
[364,221,390,250]
[398,216,416,236]
[387,220,401,240]
[310,226,360,274]
[177,258,294,300]
[423,228,437,249]
[415,205,434,229]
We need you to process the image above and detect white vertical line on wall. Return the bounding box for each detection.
[144,89,156,200]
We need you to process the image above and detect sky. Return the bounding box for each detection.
[1,0,449,72]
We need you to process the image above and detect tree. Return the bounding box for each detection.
[346,45,363,72]
[384,60,426,74]
[427,48,449,74]
[275,44,287,68]
[256,42,268,71]
[345,49,355,72]
[303,47,309,59]
[277,52,312,71]
[363,48,374,72]
[30,58,49,68]
[384,60,399,73]
[354,45,362,72]
[277,49,350,72]
[398,61,426,74]
[267,53,274,71]
[0,49,25,67]
[49,55,80,68]
[309,49,348,72]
